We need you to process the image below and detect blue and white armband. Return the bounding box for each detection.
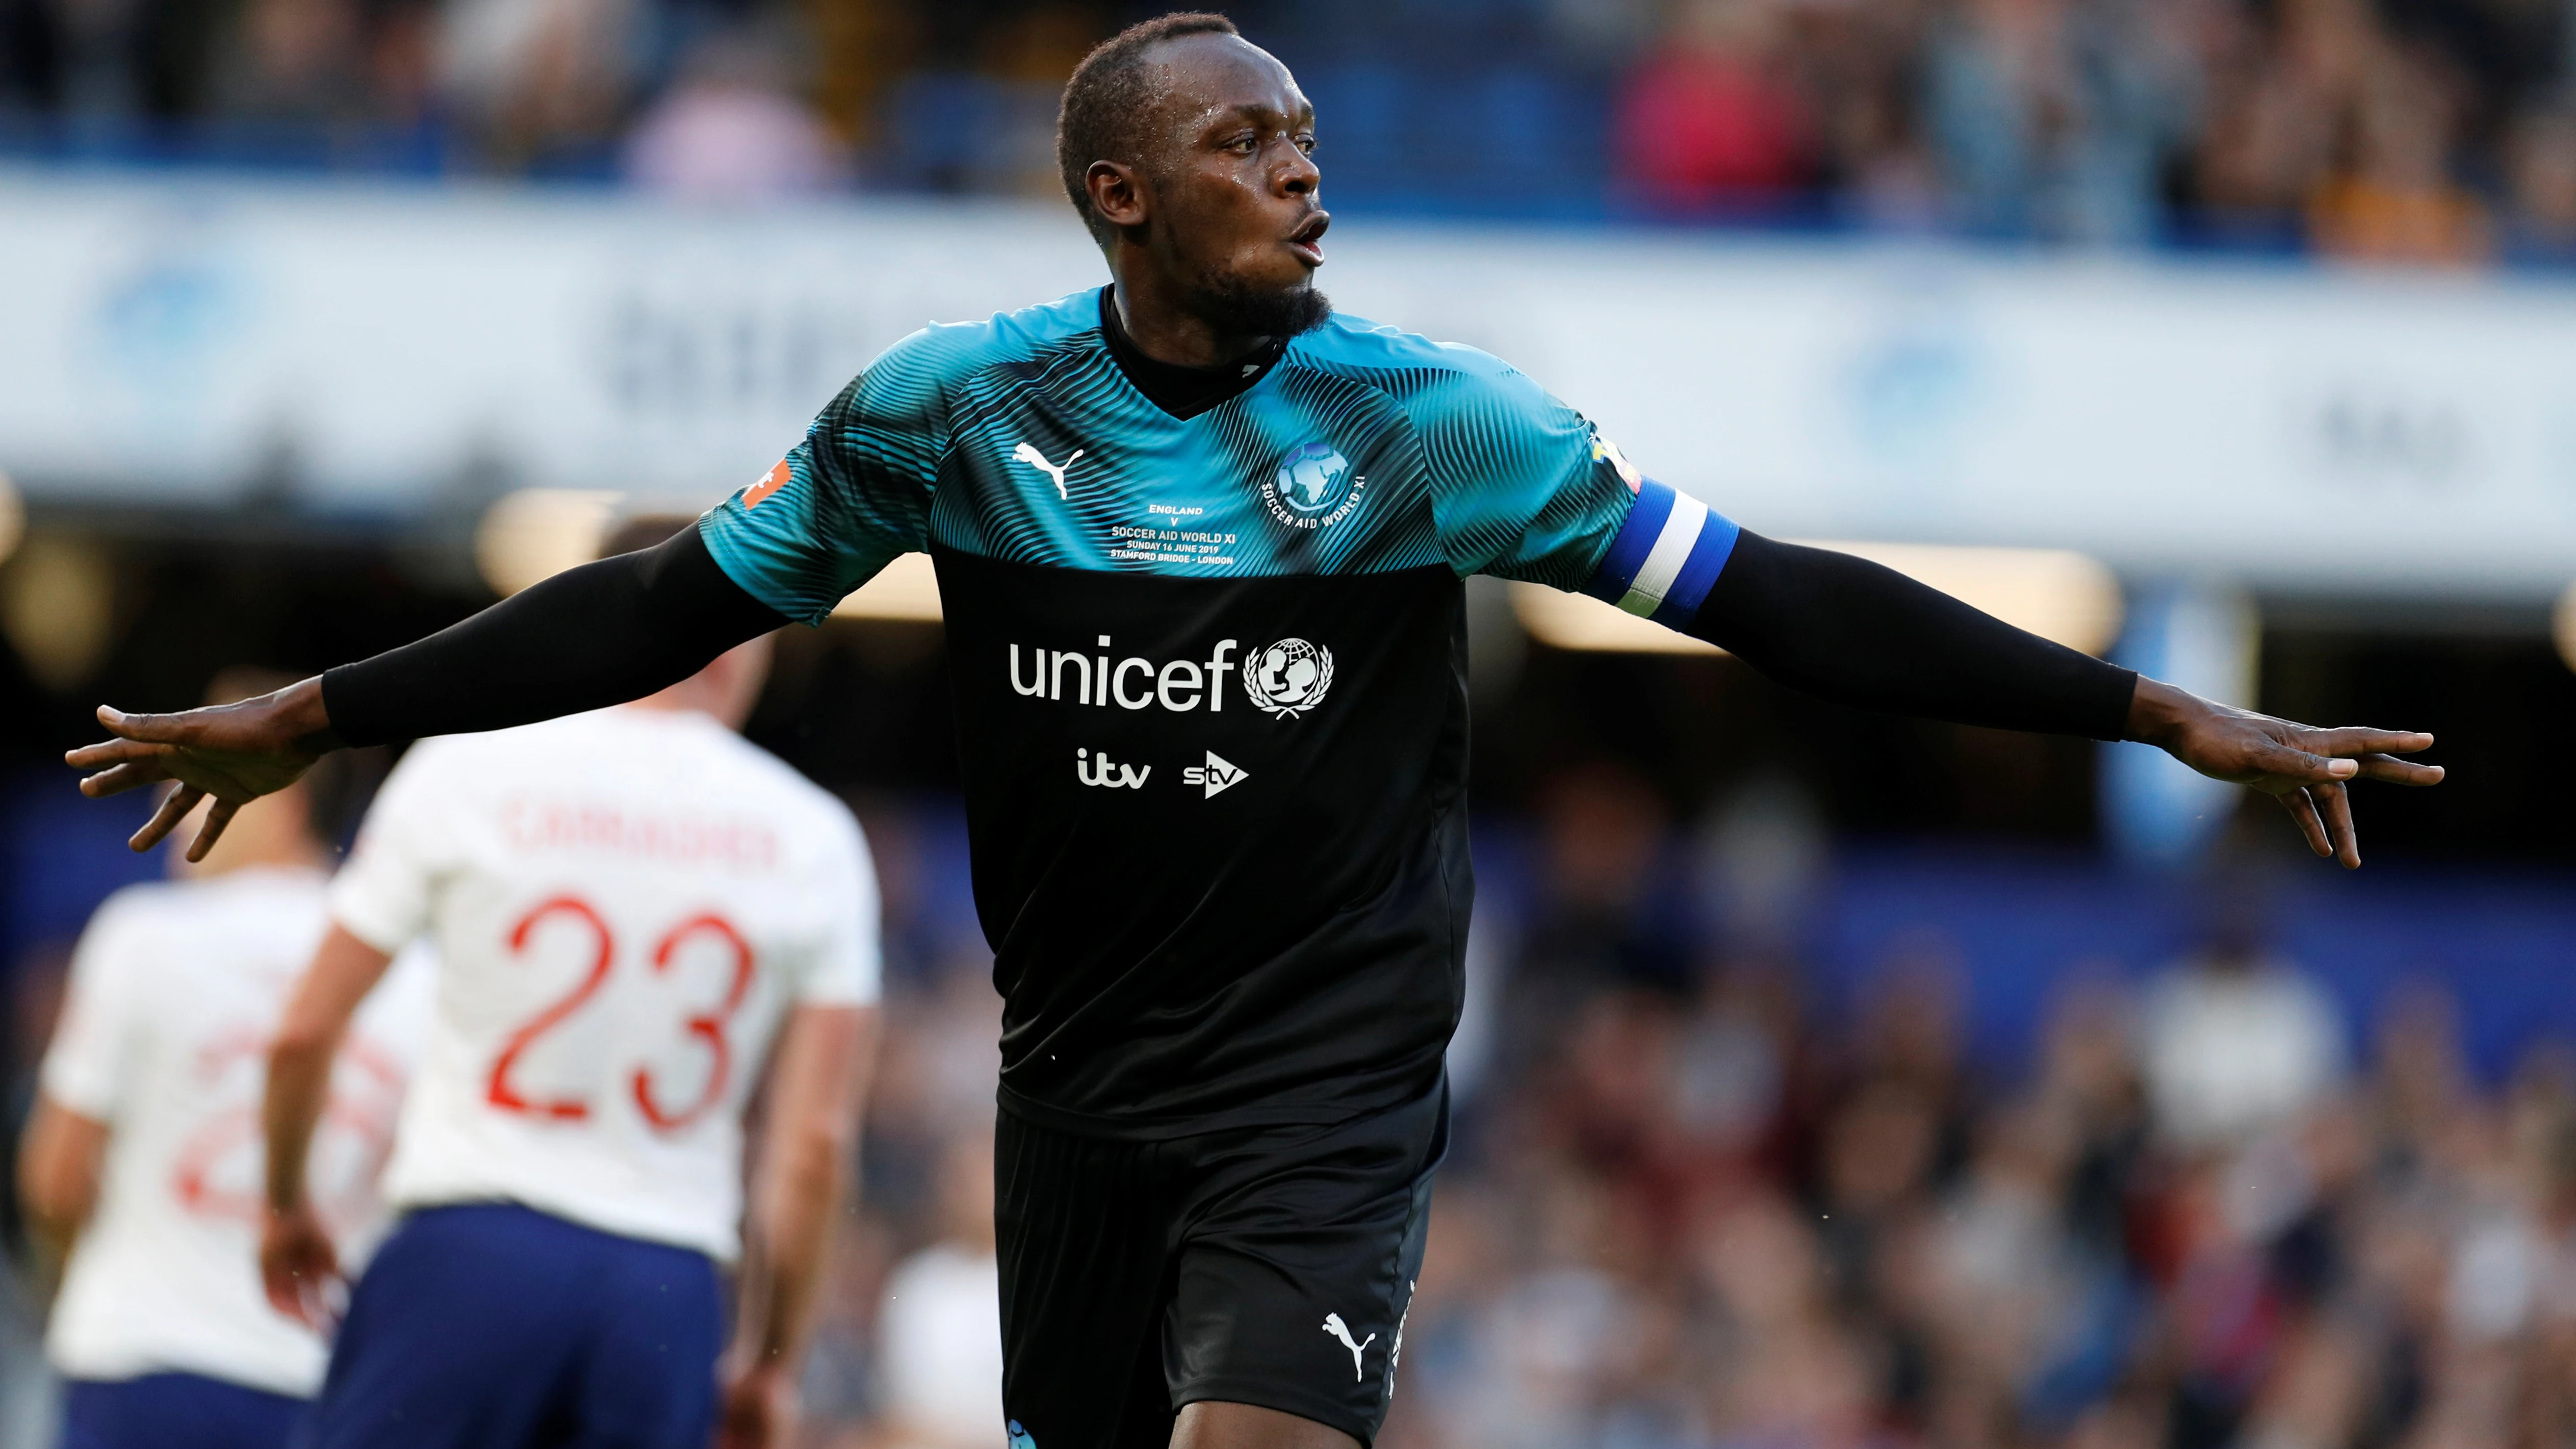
[1580,479,1741,630]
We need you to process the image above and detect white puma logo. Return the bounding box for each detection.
[1321,1313,1376,1382]
[1013,442,1084,499]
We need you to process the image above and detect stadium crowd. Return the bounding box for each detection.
[774,778,2576,1449]
[1,0,2571,262]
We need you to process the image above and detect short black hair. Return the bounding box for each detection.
[1057,11,1241,244]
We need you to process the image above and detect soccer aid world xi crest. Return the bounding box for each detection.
[1261,442,1365,530]
[1242,639,1334,718]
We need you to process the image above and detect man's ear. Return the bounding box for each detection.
[1087,160,1147,231]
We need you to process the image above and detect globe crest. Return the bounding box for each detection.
[1273,443,1352,514]
[1240,638,1336,718]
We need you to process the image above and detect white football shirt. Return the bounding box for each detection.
[41,866,432,1394]
[330,706,879,1261]
[878,1244,1006,1445]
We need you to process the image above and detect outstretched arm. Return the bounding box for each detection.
[66,526,788,860]
[1687,532,2442,867]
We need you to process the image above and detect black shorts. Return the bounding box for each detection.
[994,1079,1448,1449]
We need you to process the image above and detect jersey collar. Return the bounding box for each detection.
[1096,286,1287,422]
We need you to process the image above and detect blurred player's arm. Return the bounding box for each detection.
[15,1098,108,1289]
[20,892,151,1293]
[1678,530,2441,866]
[259,923,396,1327]
[66,527,789,862]
[719,1002,881,1449]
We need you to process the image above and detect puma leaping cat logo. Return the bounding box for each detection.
[1321,1313,1376,1382]
[1013,442,1084,499]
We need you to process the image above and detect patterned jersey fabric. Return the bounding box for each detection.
[704,287,1737,1134]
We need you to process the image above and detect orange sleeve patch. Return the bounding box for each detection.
[745,458,791,508]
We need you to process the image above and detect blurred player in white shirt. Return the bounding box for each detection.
[877,1136,1006,1449]
[259,517,883,1449]
[16,670,429,1449]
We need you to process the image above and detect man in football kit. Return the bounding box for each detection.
[253,519,882,1449]
[18,671,428,1449]
[67,15,2441,1449]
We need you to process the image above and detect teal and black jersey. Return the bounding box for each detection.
[703,287,1740,1136]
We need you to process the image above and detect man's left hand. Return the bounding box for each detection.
[2128,677,2443,869]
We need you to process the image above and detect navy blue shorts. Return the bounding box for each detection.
[58,1372,305,1449]
[298,1203,723,1449]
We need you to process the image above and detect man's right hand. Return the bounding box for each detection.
[260,1198,343,1329]
[713,1360,800,1449]
[66,677,338,860]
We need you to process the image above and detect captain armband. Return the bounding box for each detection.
[1579,479,1742,629]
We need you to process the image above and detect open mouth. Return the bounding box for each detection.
[1286,211,1330,265]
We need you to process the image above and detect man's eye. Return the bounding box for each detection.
[1295,135,1317,155]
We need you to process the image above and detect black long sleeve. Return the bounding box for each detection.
[1686,531,2137,741]
[321,526,790,747]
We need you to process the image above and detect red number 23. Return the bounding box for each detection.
[485,896,755,1132]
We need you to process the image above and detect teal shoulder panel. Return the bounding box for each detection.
[1283,315,1642,588]
[702,291,1105,622]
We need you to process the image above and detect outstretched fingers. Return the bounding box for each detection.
[92,705,205,744]
[2277,787,2331,859]
[2289,727,2441,789]
[66,734,170,772]
[74,759,174,798]
[131,784,203,854]
[2249,738,2360,786]
[2316,780,2360,868]
[2349,753,2445,786]
[2302,727,2434,759]
[186,798,240,863]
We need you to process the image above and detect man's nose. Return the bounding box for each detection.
[1279,144,1319,195]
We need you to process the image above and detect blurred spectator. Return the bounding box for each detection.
[1777,0,1945,226]
[1669,963,1796,1170]
[1694,1191,1877,1449]
[437,0,640,168]
[1615,0,1818,212]
[1695,770,1827,961]
[46,0,149,115]
[1925,0,2195,243]
[2186,0,2356,239]
[2504,106,2576,261]
[205,0,372,126]
[2036,978,2149,1258]
[875,1134,1002,1449]
[2138,907,2344,1154]
[2307,36,2491,265]
[1545,0,1665,74]
[624,29,840,200]
[3,0,2574,269]
[1518,759,1699,997]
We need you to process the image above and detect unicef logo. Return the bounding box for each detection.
[1265,442,1362,528]
[1242,638,1335,718]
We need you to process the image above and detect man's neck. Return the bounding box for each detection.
[1107,269,1267,370]
[1099,286,1284,422]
